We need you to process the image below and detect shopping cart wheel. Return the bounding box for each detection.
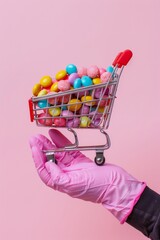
[94,152,105,166]
[45,152,57,164]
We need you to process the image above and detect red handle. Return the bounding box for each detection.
[28,98,34,122]
[112,49,133,68]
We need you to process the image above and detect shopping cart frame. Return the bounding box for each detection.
[29,49,133,165]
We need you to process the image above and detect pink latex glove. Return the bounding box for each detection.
[29,129,146,223]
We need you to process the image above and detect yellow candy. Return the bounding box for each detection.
[55,70,67,80]
[38,89,48,96]
[50,82,59,92]
[93,78,101,85]
[68,99,82,112]
[81,96,96,106]
[49,107,61,117]
[32,83,41,96]
[80,116,91,128]
[40,76,52,88]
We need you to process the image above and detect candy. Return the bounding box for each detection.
[53,118,66,127]
[93,78,101,85]
[38,99,49,108]
[59,94,70,104]
[68,73,79,85]
[38,89,48,96]
[73,78,82,89]
[68,99,82,112]
[100,72,111,83]
[87,65,99,78]
[81,76,93,87]
[40,76,52,88]
[66,64,77,74]
[32,83,41,96]
[49,107,61,116]
[81,96,96,106]
[58,80,70,91]
[38,113,53,126]
[61,110,74,119]
[106,66,114,73]
[99,68,106,75]
[80,116,91,127]
[55,70,67,80]
[78,67,87,77]
[66,117,80,128]
[50,82,59,92]
[78,105,90,115]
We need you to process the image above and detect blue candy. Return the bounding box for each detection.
[81,76,93,87]
[73,78,82,89]
[38,100,49,108]
[66,64,77,74]
[106,66,114,73]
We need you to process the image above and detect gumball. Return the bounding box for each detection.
[66,118,80,128]
[66,64,77,74]
[59,94,70,104]
[38,113,53,126]
[53,118,66,127]
[76,90,89,98]
[68,73,79,85]
[94,88,103,99]
[38,99,49,108]
[87,65,99,78]
[61,105,67,110]
[78,105,90,115]
[58,80,70,91]
[49,107,61,116]
[107,66,114,73]
[48,92,60,105]
[78,67,87,77]
[81,96,96,106]
[80,116,91,127]
[55,70,67,80]
[38,89,48,96]
[96,95,108,107]
[50,82,59,92]
[32,83,41,96]
[81,76,93,87]
[68,99,82,112]
[98,107,105,113]
[90,119,101,127]
[73,78,82,89]
[89,111,103,120]
[100,72,111,83]
[61,110,74,119]
[40,76,52,88]
[92,78,101,85]
[99,68,106,75]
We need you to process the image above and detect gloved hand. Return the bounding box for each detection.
[29,129,146,223]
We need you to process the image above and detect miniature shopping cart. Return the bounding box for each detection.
[28,49,133,165]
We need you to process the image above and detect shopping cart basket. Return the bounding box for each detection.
[28,49,133,165]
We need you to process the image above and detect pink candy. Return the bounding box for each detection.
[87,65,100,78]
[78,67,87,77]
[58,80,70,91]
[100,72,111,83]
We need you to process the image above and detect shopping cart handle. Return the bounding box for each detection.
[112,49,133,68]
[28,98,34,122]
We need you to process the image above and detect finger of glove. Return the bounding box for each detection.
[45,161,71,190]
[31,144,51,184]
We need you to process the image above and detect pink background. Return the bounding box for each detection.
[1,0,160,239]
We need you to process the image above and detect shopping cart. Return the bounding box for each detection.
[28,49,133,165]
